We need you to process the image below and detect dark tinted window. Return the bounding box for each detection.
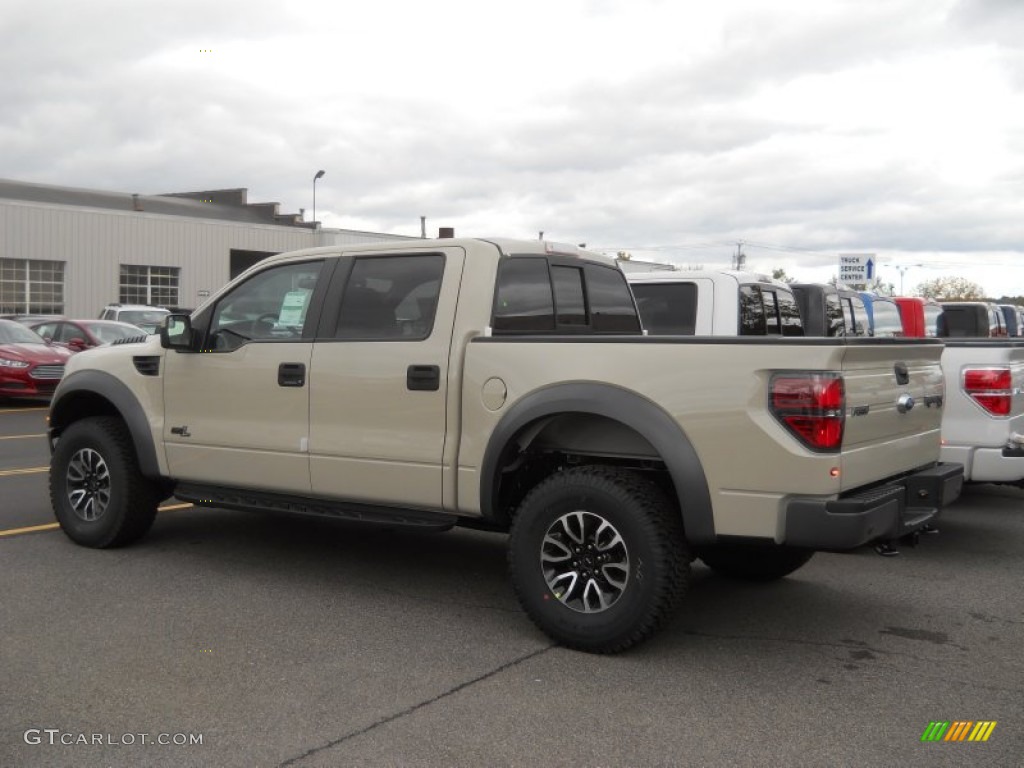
[551,266,587,326]
[739,286,766,335]
[632,282,698,335]
[585,264,642,333]
[493,258,554,333]
[336,255,444,340]
[776,289,804,336]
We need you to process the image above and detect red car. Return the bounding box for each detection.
[30,319,146,351]
[0,319,73,399]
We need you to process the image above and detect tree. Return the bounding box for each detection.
[915,276,985,300]
[772,268,796,284]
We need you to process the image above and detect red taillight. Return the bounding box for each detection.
[770,373,845,451]
[963,367,1013,417]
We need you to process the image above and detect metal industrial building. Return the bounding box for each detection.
[0,178,413,317]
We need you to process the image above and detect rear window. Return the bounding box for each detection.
[493,258,555,333]
[739,285,803,336]
[871,299,904,337]
[632,282,698,335]
[492,257,640,334]
[585,264,641,333]
[941,306,986,337]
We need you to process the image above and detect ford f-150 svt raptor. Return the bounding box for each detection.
[47,238,963,652]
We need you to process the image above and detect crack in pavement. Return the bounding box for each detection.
[277,644,556,767]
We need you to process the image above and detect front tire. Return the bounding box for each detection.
[698,545,813,582]
[50,416,160,548]
[508,466,689,653]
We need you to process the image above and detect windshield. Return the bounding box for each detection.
[118,310,170,330]
[0,321,46,344]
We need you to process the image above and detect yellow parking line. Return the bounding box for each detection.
[0,522,59,537]
[159,503,193,512]
[0,466,48,477]
[0,433,46,441]
[0,407,49,413]
[0,502,194,539]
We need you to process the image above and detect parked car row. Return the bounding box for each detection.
[0,315,148,400]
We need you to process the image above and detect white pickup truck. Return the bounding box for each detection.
[627,269,805,335]
[938,340,1024,485]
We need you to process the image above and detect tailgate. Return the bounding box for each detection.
[840,340,945,491]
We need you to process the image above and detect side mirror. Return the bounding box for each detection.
[68,337,87,349]
[160,314,194,351]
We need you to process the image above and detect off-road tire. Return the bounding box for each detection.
[50,416,160,548]
[698,545,813,582]
[508,466,689,653]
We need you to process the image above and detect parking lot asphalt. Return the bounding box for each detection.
[1,400,1022,767]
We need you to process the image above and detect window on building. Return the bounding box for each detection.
[0,258,65,314]
[119,265,180,307]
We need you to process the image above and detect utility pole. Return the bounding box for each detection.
[733,241,746,271]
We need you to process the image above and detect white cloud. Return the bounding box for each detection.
[3,0,1024,297]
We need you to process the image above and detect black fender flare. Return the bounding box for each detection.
[49,370,163,480]
[480,382,715,544]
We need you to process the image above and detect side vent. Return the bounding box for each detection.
[113,335,149,346]
[133,356,160,377]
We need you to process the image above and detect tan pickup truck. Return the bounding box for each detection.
[47,238,962,652]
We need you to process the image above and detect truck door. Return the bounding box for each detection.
[308,247,465,509]
[162,258,330,494]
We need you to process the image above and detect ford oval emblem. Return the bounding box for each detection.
[897,393,915,414]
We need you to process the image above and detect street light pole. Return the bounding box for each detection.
[895,263,924,294]
[312,170,325,228]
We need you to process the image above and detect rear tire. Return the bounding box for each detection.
[508,466,689,653]
[698,545,813,582]
[50,416,160,548]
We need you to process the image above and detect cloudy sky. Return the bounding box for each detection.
[3,0,1023,296]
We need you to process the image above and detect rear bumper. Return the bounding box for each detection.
[942,444,1024,483]
[783,463,964,550]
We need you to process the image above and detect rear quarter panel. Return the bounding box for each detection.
[459,337,945,538]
